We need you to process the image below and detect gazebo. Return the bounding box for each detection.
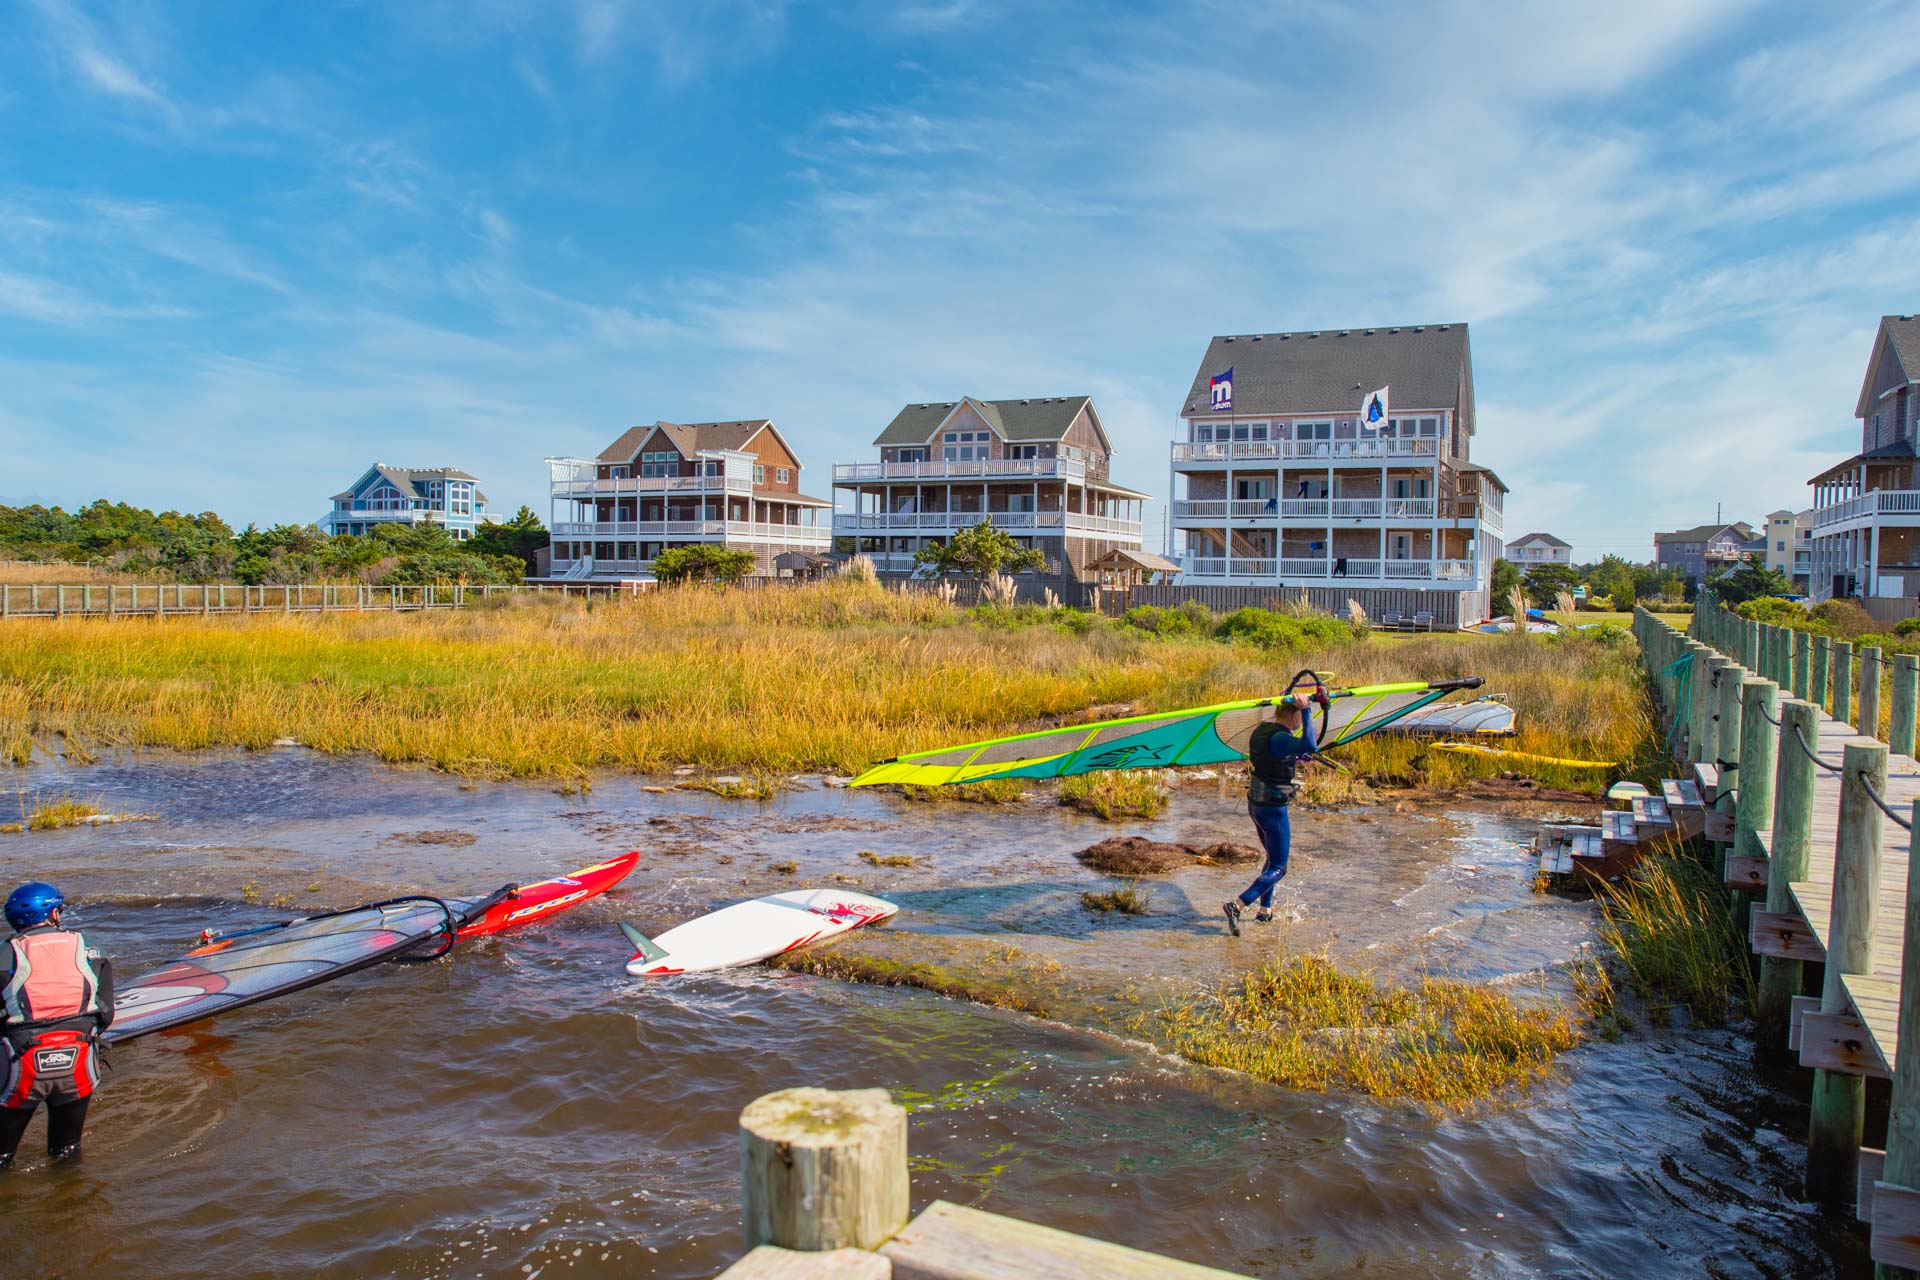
[1086,548,1181,607]
[774,551,837,580]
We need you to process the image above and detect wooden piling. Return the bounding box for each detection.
[1756,696,1811,1052]
[1877,800,1920,1277]
[1808,738,1889,1204]
[1715,658,1745,797]
[1692,644,1719,766]
[1813,634,1831,713]
[1895,654,1919,760]
[1864,648,1886,743]
[1837,642,1856,726]
[1794,630,1812,701]
[740,1088,910,1253]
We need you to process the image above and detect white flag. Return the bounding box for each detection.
[1359,385,1390,432]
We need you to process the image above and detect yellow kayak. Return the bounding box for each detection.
[1430,742,1617,769]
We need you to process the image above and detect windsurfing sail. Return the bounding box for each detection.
[851,675,1484,788]
[103,890,508,1045]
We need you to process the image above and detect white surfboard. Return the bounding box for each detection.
[620,889,898,976]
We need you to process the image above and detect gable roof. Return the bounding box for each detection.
[1856,315,1920,418]
[596,419,785,464]
[873,396,1105,449]
[1179,324,1474,434]
[1655,522,1756,544]
[333,464,479,503]
[1510,532,1570,549]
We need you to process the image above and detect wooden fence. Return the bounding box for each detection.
[0,581,642,620]
[1118,582,1481,628]
[1637,595,1920,1269]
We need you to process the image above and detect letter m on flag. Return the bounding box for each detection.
[1209,367,1233,412]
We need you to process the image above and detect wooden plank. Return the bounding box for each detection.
[1800,1011,1892,1079]
[1631,794,1674,828]
[1695,761,1720,798]
[715,1247,891,1280]
[881,1202,1251,1280]
[1790,995,1822,1051]
[1540,846,1573,875]
[1862,1148,1887,1224]
[1843,973,1904,1070]
[1724,853,1767,892]
[1704,809,1735,842]
[1753,907,1827,963]
[1872,1181,1920,1270]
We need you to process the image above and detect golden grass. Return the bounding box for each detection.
[858,850,919,868]
[900,779,1030,805]
[2,792,147,834]
[0,583,1655,791]
[1140,952,1581,1104]
[1598,846,1753,1025]
[0,563,150,586]
[1081,883,1152,914]
[1059,771,1171,820]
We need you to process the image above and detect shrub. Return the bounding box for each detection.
[1811,599,1878,639]
[1213,606,1350,651]
[1122,604,1190,635]
[1583,594,1614,613]
[1734,596,1808,627]
[1895,618,1920,638]
[652,544,757,584]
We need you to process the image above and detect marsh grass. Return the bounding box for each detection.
[680,773,781,800]
[900,779,1030,805]
[1081,883,1151,914]
[0,584,1655,792]
[3,793,146,834]
[1059,771,1170,820]
[1597,842,1753,1025]
[1141,951,1581,1105]
[769,947,1055,1014]
[858,850,919,868]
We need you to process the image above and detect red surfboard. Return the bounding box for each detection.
[454,851,640,938]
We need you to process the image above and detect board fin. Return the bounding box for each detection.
[619,921,670,965]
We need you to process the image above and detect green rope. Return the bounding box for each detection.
[1661,650,1693,756]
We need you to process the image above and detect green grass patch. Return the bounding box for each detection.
[768,948,1053,1015]
[1059,772,1169,820]
[1598,846,1753,1025]
[680,773,781,800]
[900,779,1029,805]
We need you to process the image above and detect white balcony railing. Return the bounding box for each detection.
[1172,439,1441,463]
[833,457,1089,483]
[832,511,1141,537]
[1171,498,1442,521]
[1180,557,1478,582]
[551,520,830,543]
[1814,490,1920,529]
[551,474,754,498]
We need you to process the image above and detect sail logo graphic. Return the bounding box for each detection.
[1209,367,1233,412]
[1086,743,1171,769]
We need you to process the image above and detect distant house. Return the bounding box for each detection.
[1505,533,1571,566]
[831,396,1147,579]
[1764,508,1814,592]
[1807,315,1920,603]
[1653,522,1757,583]
[545,419,831,580]
[319,465,490,540]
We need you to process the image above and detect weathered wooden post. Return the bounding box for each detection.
[1794,629,1812,700]
[1715,659,1745,800]
[1750,618,1763,673]
[1702,654,1737,771]
[1876,800,1920,1276]
[1756,695,1809,1052]
[1864,647,1887,742]
[740,1087,909,1253]
[1813,634,1831,712]
[1808,738,1889,1204]
[1737,678,1780,860]
[1894,654,1919,760]
[1689,641,1715,764]
[1837,641,1856,726]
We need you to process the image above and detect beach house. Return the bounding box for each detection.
[1505,533,1572,566]
[1806,315,1920,610]
[1166,324,1506,622]
[545,420,831,579]
[319,465,490,540]
[1652,522,1758,583]
[831,397,1148,579]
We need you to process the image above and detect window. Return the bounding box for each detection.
[1297,421,1332,442]
[754,465,765,484]
[1008,444,1039,459]
[1194,425,1213,442]
[776,467,791,484]
[1777,540,1786,552]
[609,465,630,479]
[898,448,925,463]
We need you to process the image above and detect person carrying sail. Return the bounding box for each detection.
[1223,688,1321,935]
[2,882,113,1169]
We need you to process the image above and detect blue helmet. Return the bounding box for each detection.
[4,882,64,931]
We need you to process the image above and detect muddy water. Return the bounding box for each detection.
[0,753,1868,1278]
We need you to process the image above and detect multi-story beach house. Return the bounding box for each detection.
[1807,315,1920,606]
[545,420,831,579]
[1653,522,1757,583]
[831,396,1148,578]
[1166,324,1506,621]
[1764,509,1814,593]
[319,464,490,540]
[1505,533,1572,566]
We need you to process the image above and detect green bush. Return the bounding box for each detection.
[1810,599,1878,639]
[1893,618,1920,638]
[1213,606,1351,650]
[1734,596,1810,627]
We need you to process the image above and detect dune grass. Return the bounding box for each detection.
[1141,951,1582,1104]
[1059,771,1171,820]
[0,582,1654,790]
[1597,841,1753,1025]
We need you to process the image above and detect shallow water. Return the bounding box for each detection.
[0,752,1871,1277]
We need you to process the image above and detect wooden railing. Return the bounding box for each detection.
[0,582,642,620]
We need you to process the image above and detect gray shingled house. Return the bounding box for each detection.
[1808,315,1920,608]
[1166,323,1507,625]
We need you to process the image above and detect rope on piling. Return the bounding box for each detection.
[1791,722,1843,773]
[1754,703,1782,726]
[1857,771,1915,832]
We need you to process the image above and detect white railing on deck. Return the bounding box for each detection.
[832,458,1088,483]
[1815,490,1920,529]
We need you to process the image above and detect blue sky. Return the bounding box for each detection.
[3,0,1918,558]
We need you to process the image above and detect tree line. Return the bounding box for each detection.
[1490,553,1787,612]
[0,500,549,586]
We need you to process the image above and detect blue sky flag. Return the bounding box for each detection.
[1209,367,1234,413]
[0,3,1916,556]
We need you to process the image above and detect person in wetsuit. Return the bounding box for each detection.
[1223,690,1319,935]
[1,883,113,1169]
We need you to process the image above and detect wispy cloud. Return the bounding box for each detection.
[28,0,179,121]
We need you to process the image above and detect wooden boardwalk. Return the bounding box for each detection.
[1755,709,1920,1078]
